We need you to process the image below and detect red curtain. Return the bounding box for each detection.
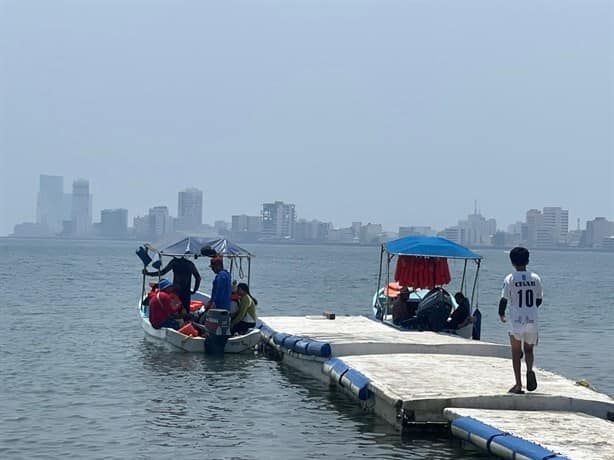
[394,256,451,289]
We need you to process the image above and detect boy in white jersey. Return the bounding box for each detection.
[498,247,543,394]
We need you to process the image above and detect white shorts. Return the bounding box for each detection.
[509,331,538,345]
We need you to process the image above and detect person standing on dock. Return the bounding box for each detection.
[498,247,543,394]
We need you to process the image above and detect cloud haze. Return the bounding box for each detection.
[1,0,612,235]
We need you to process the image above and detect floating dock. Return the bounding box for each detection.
[258,315,614,459]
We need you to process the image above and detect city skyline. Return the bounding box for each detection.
[10,173,614,250]
[1,1,612,238]
[12,172,614,232]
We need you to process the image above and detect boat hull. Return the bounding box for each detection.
[138,304,260,353]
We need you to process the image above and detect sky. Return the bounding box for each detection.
[1,0,612,236]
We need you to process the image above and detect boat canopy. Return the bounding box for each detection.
[152,237,254,258]
[384,236,482,260]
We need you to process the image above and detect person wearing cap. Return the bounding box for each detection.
[206,257,231,311]
[148,279,186,329]
[144,251,201,311]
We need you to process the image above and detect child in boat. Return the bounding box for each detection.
[231,283,257,335]
[499,247,543,394]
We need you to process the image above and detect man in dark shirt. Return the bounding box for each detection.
[144,253,201,310]
[448,292,473,330]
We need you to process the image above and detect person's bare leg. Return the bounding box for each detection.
[524,342,534,372]
[509,334,523,390]
[524,342,537,391]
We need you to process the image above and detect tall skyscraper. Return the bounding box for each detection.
[71,179,92,235]
[177,188,203,231]
[262,201,296,239]
[36,174,64,234]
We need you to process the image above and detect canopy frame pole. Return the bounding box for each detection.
[376,245,384,320]
[470,259,481,308]
[460,259,468,294]
[248,256,252,287]
[385,252,393,321]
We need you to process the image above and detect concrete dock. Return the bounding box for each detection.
[260,315,510,358]
[445,408,614,460]
[258,315,614,459]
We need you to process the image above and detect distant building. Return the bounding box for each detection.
[261,201,296,239]
[71,179,92,236]
[398,226,434,238]
[177,188,203,231]
[12,222,48,237]
[295,219,331,242]
[133,215,151,239]
[214,220,229,236]
[36,174,64,234]
[539,207,568,247]
[148,206,173,240]
[231,214,262,242]
[585,217,614,248]
[101,208,128,238]
[327,227,355,243]
[360,223,383,244]
[440,226,464,244]
[524,209,543,247]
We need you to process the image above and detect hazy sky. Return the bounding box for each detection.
[1,0,612,236]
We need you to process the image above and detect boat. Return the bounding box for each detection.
[372,236,482,339]
[136,236,261,354]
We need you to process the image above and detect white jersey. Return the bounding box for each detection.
[501,270,543,334]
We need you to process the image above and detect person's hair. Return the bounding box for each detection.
[454,292,465,301]
[509,247,530,267]
[237,282,258,305]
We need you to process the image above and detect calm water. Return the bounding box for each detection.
[1,239,613,459]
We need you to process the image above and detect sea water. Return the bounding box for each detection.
[1,239,612,459]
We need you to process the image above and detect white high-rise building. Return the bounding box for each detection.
[36,174,64,234]
[71,179,92,235]
[541,207,569,246]
[177,188,203,231]
[261,201,296,239]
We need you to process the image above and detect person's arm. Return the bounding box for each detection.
[145,260,174,277]
[498,298,507,322]
[535,274,543,307]
[191,263,201,293]
[232,296,250,327]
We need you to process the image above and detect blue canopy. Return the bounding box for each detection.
[156,237,254,258]
[383,236,481,260]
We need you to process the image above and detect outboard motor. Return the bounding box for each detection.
[203,309,231,355]
[415,287,453,332]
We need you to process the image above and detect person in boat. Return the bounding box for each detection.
[148,279,186,330]
[447,292,475,330]
[231,282,257,335]
[143,251,201,311]
[499,247,543,394]
[206,256,231,311]
[392,287,417,326]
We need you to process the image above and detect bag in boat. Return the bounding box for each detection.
[414,287,453,332]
